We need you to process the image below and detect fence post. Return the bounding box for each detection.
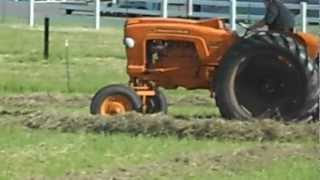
[230,0,237,31]
[29,0,34,27]
[65,39,71,93]
[162,0,168,18]
[1,0,6,23]
[44,17,50,59]
[95,0,100,30]
[187,0,193,17]
[301,1,307,33]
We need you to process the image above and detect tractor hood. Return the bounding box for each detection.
[126,18,198,26]
[126,18,229,31]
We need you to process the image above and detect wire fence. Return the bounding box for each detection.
[1,0,319,30]
[0,0,126,28]
[1,0,30,25]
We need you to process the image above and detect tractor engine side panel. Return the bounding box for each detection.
[143,39,207,89]
[125,19,236,89]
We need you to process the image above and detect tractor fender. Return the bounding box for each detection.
[296,32,320,60]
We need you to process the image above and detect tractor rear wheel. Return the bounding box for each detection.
[90,84,142,116]
[215,32,319,121]
[146,89,168,114]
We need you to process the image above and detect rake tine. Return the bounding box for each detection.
[318,53,320,121]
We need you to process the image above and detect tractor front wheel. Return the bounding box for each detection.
[90,84,142,116]
[146,89,168,114]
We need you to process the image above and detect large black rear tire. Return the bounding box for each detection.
[214,32,319,121]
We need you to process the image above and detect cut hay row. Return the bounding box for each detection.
[20,111,319,142]
[0,94,318,142]
[0,93,91,108]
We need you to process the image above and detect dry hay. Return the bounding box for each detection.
[0,93,90,108]
[1,93,318,142]
[22,111,319,142]
[0,93,212,109]
[170,95,213,106]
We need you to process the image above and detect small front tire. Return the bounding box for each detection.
[90,84,142,116]
[146,89,168,114]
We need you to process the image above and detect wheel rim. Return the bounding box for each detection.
[100,95,133,115]
[233,52,306,119]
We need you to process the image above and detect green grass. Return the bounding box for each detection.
[0,126,252,179]
[0,58,127,93]
[0,24,125,61]
[139,144,320,180]
[0,126,318,179]
[212,158,320,180]
[176,159,319,180]
[241,158,320,180]
[0,24,126,93]
[140,159,320,180]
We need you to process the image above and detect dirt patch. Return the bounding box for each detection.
[22,111,320,142]
[56,144,320,180]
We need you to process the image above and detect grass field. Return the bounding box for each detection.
[0,20,319,179]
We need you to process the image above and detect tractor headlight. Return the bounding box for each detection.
[124,37,135,48]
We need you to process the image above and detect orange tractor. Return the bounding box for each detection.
[90,18,320,121]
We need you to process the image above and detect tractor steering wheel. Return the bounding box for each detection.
[237,22,252,38]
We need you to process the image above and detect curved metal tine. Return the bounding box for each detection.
[318,53,320,121]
